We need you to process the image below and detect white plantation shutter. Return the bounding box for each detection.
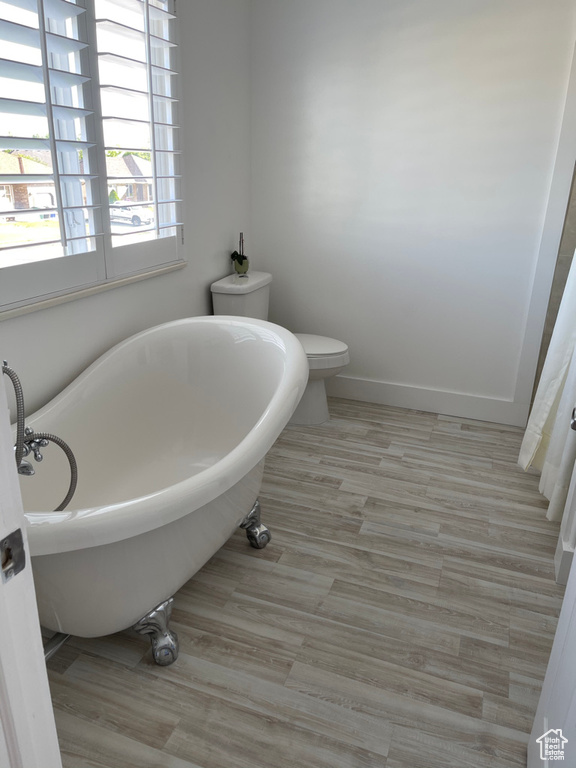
[0,0,182,310]
[96,0,182,277]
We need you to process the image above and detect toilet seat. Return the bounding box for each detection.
[294,333,350,371]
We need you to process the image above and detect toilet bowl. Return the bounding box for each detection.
[290,334,350,425]
[210,272,349,425]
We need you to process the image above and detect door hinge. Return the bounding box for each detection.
[1,528,26,584]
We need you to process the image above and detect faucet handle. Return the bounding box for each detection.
[29,439,48,462]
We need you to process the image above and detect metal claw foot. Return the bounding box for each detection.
[132,597,179,666]
[239,499,272,549]
[245,523,272,549]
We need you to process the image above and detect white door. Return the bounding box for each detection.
[0,372,62,767]
[528,548,576,766]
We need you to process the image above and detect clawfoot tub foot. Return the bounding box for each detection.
[240,499,271,549]
[133,597,179,666]
[246,523,271,549]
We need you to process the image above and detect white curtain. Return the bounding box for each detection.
[519,254,576,523]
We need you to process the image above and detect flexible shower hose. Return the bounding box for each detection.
[1,362,25,468]
[2,362,78,512]
[27,431,78,511]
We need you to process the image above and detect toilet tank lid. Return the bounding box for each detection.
[210,271,272,294]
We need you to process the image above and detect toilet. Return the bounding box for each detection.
[210,271,349,425]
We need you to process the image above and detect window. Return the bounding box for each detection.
[0,0,182,311]
[0,184,14,204]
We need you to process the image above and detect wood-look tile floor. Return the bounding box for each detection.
[47,399,565,767]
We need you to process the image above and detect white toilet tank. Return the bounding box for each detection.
[210,271,272,320]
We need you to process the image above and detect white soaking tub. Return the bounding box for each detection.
[18,316,308,664]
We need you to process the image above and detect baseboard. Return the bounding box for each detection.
[326,375,529,427]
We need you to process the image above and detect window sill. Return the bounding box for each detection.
[0,260,186,322]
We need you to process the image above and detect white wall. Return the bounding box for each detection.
[0,0,251,415]
[250,0,576,425]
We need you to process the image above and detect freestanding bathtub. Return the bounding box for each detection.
[18,316,308,664]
